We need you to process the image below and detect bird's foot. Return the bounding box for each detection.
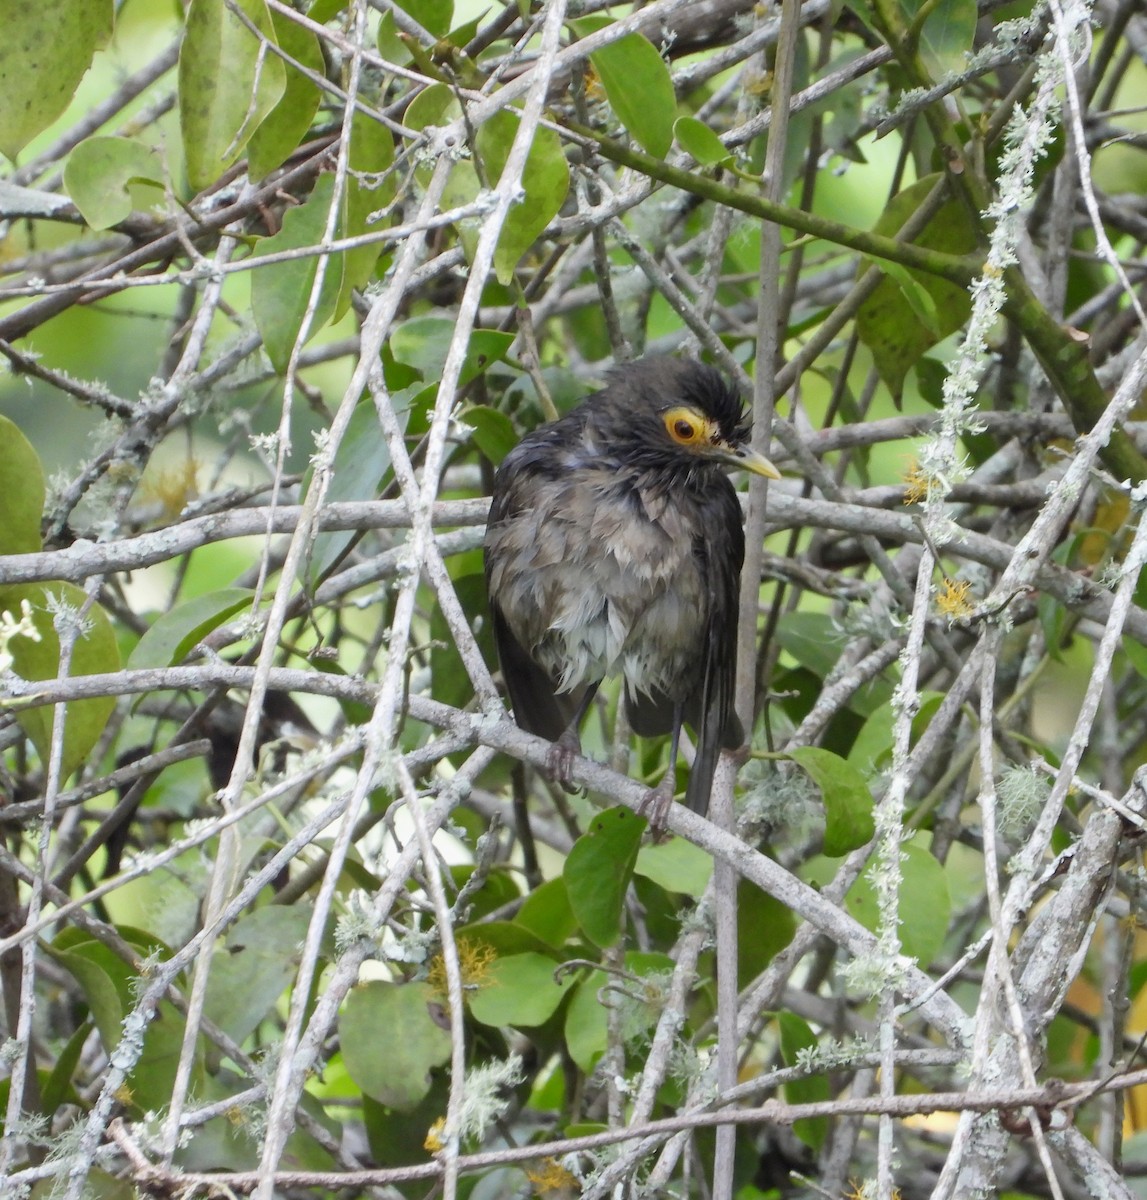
[545,730,583,794]
[638,776,676,840]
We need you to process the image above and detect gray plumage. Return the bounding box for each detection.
[484,357,776,817]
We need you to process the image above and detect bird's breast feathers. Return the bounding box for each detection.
[486,465,710,695]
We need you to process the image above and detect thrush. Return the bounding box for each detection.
[483,356,779,822]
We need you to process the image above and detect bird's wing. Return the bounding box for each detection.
[486,448,580,743]
[624,684,675,737]
[684,479,746,814]
[490,601,576,742]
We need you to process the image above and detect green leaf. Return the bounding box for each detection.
[847,705,893,774]
[635,836,712,898]
[674,116,732,167]
[247,7,324,179]
[456,921,563,961]
[0,414,45,554]
[564,951,671,1071]
[403,85,481,255]
[403,84,475,190]
[1125,637,1147,681]
[127,588,254,670]
[515,877,577,946]
[304,401,399,584]
[64,136,163,230]
[204,905,314,1046]
[404,81,462,137]
[339,981,451,1109]
[402,0,452,36]
[376,10,413,66]
[447,11,484,50]
[869,256,940,336]
[777,1012,829,1151]
[42,1019,90,1116]
[914,355,948,409]
[307,0,345,22]
[462,406,518,466]
[431,574,493,708]
[908,0,976,76]
[842,0,877,37]
[737,881,796,986]
[856,174,978,401]
[844,837,950,967]
[774,611,844,681]
[44,943,123,1059]
[785,746,875,856]
[564,977,607,1072]
[0,0,114,160]
[564,806,647,947]
[468,952,575,1027]
[1,581,120,780]
[361,1079,449,1168]
[475,108,570,284]
[179,0,286,191]
[47,927,187,1112]
[388,318,515,386]
[250,174,345,373]
[1037,591,1068,663]
[451,864,521,922]
[588,32,675,158]
[336,112,396,313]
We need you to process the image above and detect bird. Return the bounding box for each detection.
[483,356,780,824]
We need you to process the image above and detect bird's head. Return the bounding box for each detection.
[598,357,781,481]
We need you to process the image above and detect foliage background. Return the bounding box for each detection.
[1,0,1147,1196]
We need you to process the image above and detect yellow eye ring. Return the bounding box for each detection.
[663,407,710,447]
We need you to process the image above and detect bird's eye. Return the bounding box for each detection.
[664,408,707,446]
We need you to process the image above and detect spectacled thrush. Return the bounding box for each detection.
[484,357,779,822]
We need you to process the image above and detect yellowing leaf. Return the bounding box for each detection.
[0,415,45,554]
[0,0,114,161]
[247,7,323,180]
[64,136,162,230]
[179,0,286,191]
[2,582,120,780]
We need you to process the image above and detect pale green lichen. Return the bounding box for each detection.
[996,763,1049,842]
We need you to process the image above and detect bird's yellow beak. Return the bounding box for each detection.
[728,445,781,480]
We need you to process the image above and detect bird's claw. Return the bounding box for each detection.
[638,777,675,839]
[546,731,582,794]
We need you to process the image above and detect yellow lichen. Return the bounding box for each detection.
[526,1157,579,1197]
[140,458,199,521]
[427,939,497,1004]
[936,577,974,621]
[902,460,931,505]
[424,1117,447,1153]
[844,1182,901,1200]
